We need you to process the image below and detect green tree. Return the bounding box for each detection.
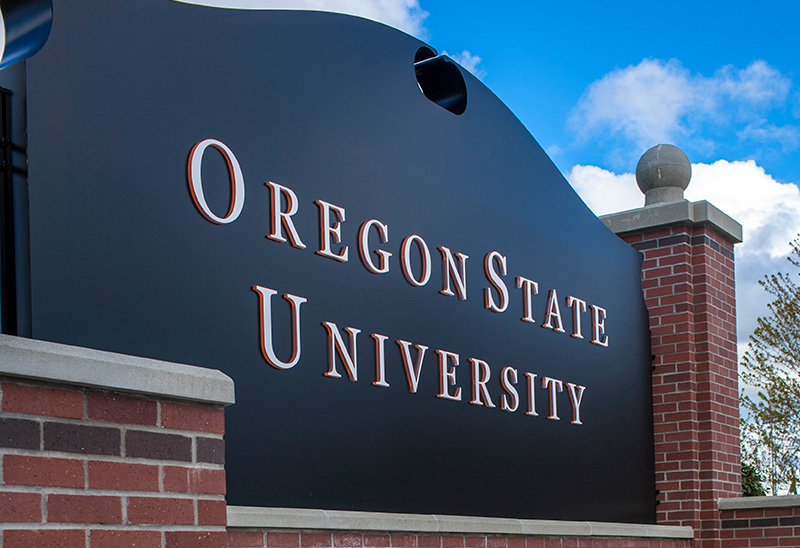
[741,461,767,496]
[740,238,800,495]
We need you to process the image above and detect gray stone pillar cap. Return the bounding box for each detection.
[636,144,692,206]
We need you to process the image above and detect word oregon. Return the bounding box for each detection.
[253,285,586,424]
[188,139,612,347]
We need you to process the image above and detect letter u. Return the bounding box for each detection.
[252,285,307,369]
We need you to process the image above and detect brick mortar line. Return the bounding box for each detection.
[158,461,165,492]
[0,447,225,468]
[38,413,45,453]
[0,523,228,531]
[83,457,89,492]
[0,485,226,499]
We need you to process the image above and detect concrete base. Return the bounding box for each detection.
[228,506,694,539]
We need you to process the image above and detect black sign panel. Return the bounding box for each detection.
[21,0,654,522]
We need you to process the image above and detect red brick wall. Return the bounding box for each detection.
[0,378,227,548]
[620,224,741,548]
[720,505,800,547]
[226,531,692,548]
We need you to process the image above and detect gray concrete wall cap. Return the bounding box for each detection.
[719,495,800,510]
[599,200,743,243]
[0,334,234,405]
[226,507,693,539]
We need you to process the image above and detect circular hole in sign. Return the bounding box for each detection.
[414,46,467,116]
[415,46,437,63]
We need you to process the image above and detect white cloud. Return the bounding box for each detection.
[566,165,640,215]
[443,50,486,79]
[175,0,429,38]
[688,160,800,259]
[570,59,696,148]
[713,60,790,106]
[567,159,800,353]
[569,59,796,155]
[736,123,800,152]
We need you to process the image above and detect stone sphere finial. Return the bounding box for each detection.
[636,144,692,206]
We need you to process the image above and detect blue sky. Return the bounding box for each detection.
[422,0,800,183]
[186,0,800,358]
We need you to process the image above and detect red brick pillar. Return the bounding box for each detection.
[600,145,743,548]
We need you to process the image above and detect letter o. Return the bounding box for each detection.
[187,138,245,224]
[400,234,432,287]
